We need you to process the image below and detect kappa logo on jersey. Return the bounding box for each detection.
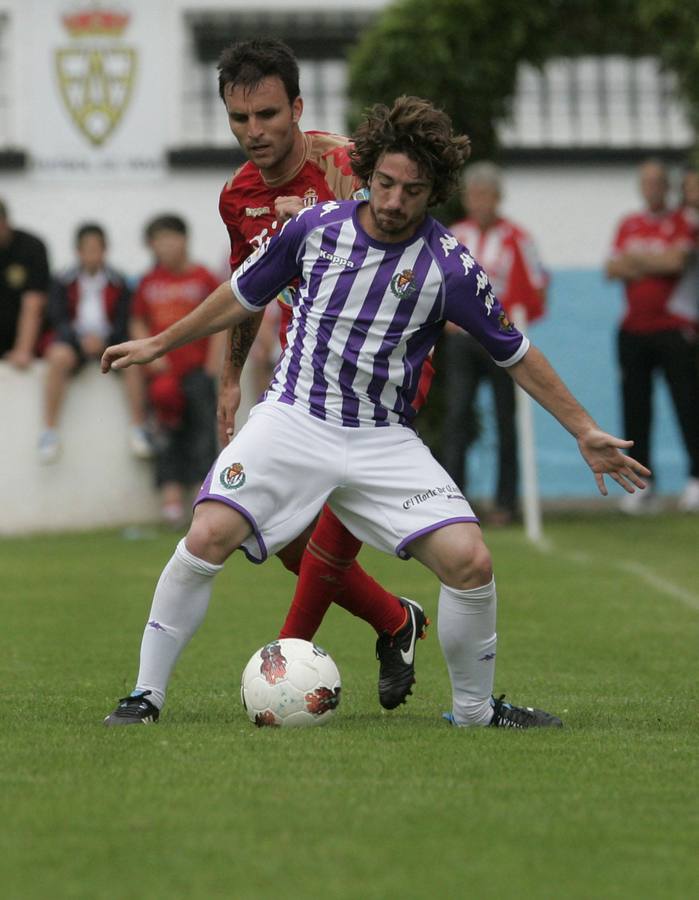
[319,249,355,269]
[219,462,246,490]
[320,201,341,217]
[390,269,417,300]
[440,233,459,256]
[303,187,318,208]
[245,206,271,217]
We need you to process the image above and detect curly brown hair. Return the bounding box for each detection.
[349,96,471,206]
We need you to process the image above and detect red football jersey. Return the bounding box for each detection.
[609,209,697,333]
[218,129,433,413]
[219,131,363,277]
[132,264,220,376]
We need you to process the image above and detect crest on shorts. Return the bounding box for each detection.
[390,268,417,300]
[219,462,246,490]
[55,6,137,147]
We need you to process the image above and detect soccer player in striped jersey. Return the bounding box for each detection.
[102,96,650,729]
[215,39,432,711]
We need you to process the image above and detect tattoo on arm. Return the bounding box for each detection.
[229,315,260,367]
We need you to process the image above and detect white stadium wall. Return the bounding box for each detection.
[1,361,160,534]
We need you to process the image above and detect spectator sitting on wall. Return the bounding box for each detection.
[0,197,50,368]
[37,222,153,464]
[131,214,225,528]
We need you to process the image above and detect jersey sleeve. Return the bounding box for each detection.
[231,212,308,311]
[441,241,529,367]
[219,178,253,272]
[25,237,50,292]
[311,133,365,200]
[609,217,629,258]
[671,210,696,250]
[130,279,147,321]
[503,230,547,323]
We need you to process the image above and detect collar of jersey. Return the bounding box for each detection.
[261,132,311,189]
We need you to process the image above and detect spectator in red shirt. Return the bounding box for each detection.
[131,215,225,527]
[606,158,699,514]
[38,222,151,464]
[440,162,548,526]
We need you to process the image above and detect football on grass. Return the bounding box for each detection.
[241,638,341,728]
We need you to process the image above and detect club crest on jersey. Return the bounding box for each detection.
[219,462,246,490]
[302,187,318,208]
[497,310,516,333]
[390,269,417,300]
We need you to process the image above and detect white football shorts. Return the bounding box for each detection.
[194,401,478,563]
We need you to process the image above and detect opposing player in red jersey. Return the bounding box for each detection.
[215,39,431,709]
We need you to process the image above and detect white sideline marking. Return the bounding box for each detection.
[533,541,699,612]
[616,561,699,612]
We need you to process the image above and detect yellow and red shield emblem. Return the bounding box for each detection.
[55,9,137,147]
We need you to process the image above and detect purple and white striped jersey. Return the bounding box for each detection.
[231,200,529,428]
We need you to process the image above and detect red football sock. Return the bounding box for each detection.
[278,506,405,639]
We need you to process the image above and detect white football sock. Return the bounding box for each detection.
[134,538,223,709]
[438,578,497,726]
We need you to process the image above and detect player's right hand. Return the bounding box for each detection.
[101,337,160,372]
[217,377,242,446]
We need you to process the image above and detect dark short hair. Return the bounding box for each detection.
[350,96,471,207]
[144,214,188,242]
[0,198,8,221]
[75,222,106,247]
[217,38,300,105]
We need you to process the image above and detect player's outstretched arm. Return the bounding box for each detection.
[101,281,250,373]
[218,313,265,445]
[509,345,651,496]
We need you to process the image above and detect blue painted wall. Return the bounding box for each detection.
[465,269,691,499]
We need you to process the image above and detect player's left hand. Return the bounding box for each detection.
[274,196,304,222]
[576,428,651,496]
[101,337,161,372]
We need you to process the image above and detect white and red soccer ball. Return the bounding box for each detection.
[241,638,341,728]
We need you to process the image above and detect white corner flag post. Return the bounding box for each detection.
[511,304,544,544]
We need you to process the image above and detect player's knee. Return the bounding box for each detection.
[186,501,249,565]
[47,341,77,371]
[276,523,316,574]
[441,542,493,590]
[276,534,306,574]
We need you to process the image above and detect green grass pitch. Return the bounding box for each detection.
[1,512,698,899]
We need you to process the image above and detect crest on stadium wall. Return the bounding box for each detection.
[55,6,137,147]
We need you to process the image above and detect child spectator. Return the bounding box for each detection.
[131,214,225,527]
[38,222,151,464]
